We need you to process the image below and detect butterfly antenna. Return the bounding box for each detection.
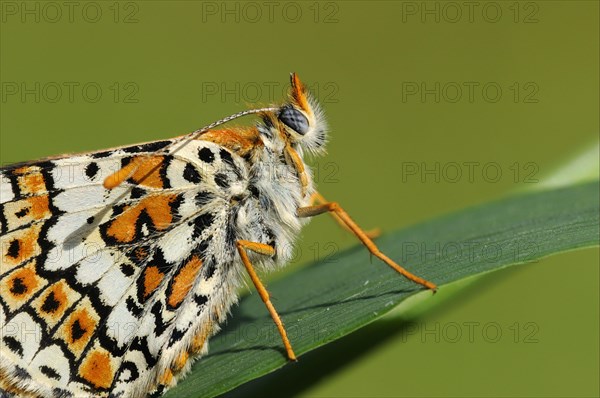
[194,107,280,135]
[104,107,280,190]
[164,107,280,155]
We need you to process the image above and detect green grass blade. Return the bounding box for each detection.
[385,140,600,320]
[536,142,600,191]
[164,181,599,398]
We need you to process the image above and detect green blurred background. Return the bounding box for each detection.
[1,1,598,397]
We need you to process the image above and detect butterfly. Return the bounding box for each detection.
[0,73,436,397]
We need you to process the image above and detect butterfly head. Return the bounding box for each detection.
[276,73,328,156]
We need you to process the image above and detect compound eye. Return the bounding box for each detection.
[278,106,309,135]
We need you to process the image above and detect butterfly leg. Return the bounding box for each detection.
[309,192,381,239]
[236,240,297,361]
[297,196,437,291]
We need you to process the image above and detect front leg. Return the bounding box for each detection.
[297,196,437,291]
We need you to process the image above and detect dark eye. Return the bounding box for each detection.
[278,106,309,135]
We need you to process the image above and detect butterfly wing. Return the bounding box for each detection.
[0,139,247,397]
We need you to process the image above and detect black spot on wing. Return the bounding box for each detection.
[10,277,27,295]
[3,336,23,356]
[85,162,99,180]
[130,187,146,199]
[71,319,86,341]
[214,173,229,189]
[195,191,214,207]
[39,365,61,381]
[120,156,133,168]
[198,147,214,163]
[7,239,20,258]
[191,213,214,239]
[15,207,29,218]
[41,291,61,313]
[183,163,202,183]
[120,263,135,277]
[194,294,208,306]
[110,202,127,217]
